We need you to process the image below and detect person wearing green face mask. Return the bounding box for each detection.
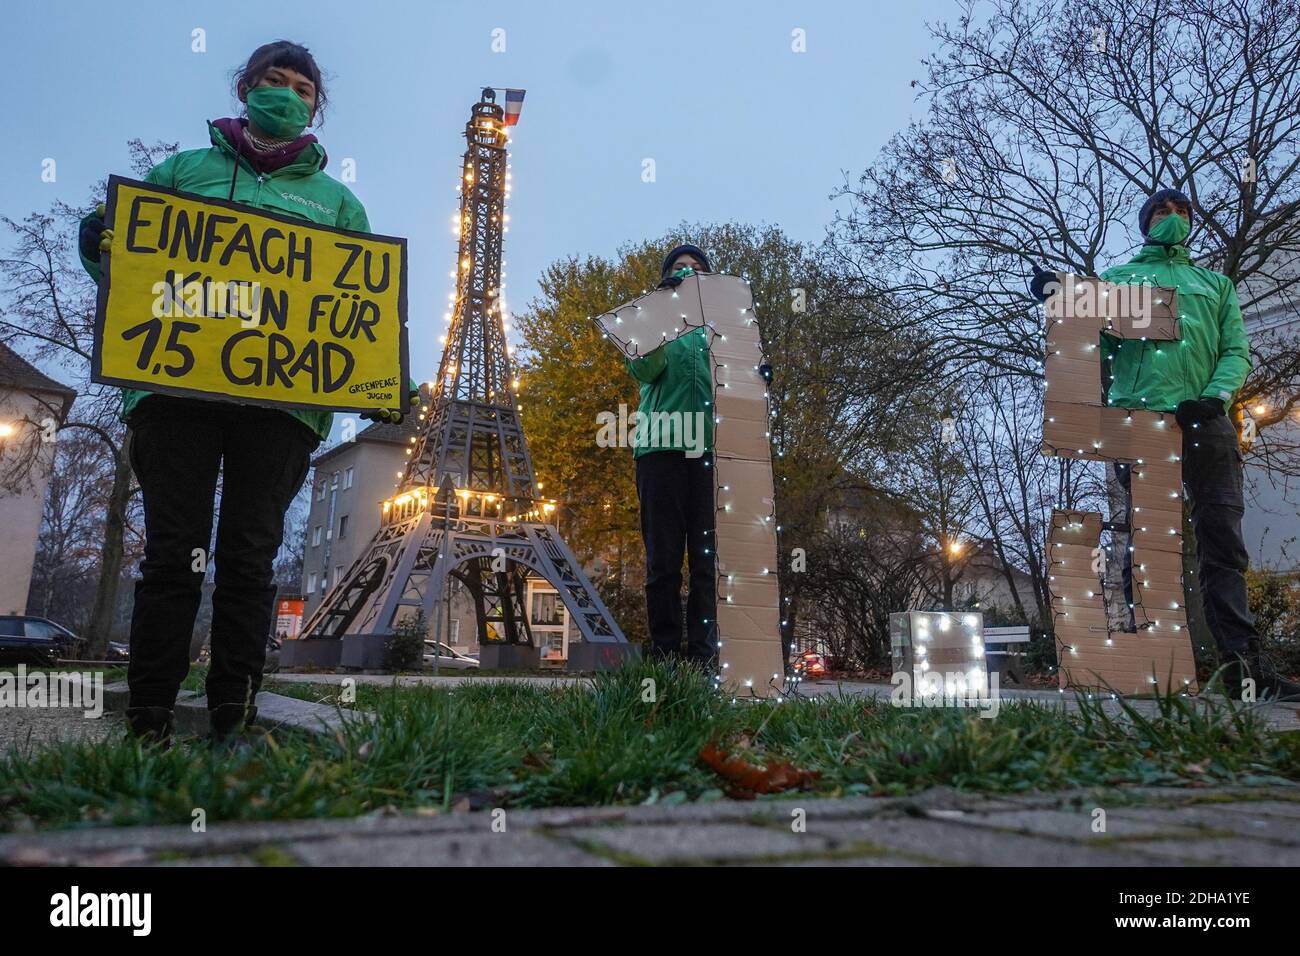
[245,84,313,140]
[75,41,416,748]
[1029,188,1298,702]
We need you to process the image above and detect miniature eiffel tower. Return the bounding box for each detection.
[294,89,629,670]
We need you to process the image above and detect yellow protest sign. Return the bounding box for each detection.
[92,175,408,413]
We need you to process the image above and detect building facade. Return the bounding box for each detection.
[1241,291,1300,574]
[0,343,75,614]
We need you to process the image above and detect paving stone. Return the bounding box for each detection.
[518,795,900,829]
[1115,805,1300,845]
[566,822,833,864]
[816,817,1168,866]
[285,831,610,866]
[772,855,923,866]
[4,783,1298,867]
[1210,799,1300,820]
[933,808,1204,840]
[3,843,154,867]
[894,785,1024,816]
[1110,784,1298,805]
[0,707,117,754]
[0,813,487,864]
[1128,837,1300,866]
[153,854,258,867]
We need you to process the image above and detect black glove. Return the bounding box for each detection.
[656,266,695,291]
[1028,264,1060,303]
[1174,397,1225,430]
[759,362,773,383]
[361,385,420,425]
[79,203,110,262]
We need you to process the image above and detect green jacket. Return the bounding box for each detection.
[625,326,714,457]
[79,122,372,439]
[1098,242,1251,413]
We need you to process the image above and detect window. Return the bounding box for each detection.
[331,471,339,489]
[334,565,344,585]
[338,515,349,540]
[530,591,564,626]
[24,621,57,641]
[312,526,322,547]
[343,467,354,489]
[315,482,325,502]
[307,572,317,594]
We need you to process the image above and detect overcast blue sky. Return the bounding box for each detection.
[5,0,952,390]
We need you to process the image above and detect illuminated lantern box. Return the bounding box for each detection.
[890,611,987,698]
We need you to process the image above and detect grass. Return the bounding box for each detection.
[1,659,1297,832]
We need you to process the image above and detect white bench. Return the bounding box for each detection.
[983,626,1032,684]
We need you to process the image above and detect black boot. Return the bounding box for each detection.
[208,702,261,748]
[1245,643,1300,703]
[124,706,174,748]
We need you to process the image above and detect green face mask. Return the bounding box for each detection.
[1147,213,1190,246]
[246,86,311,139]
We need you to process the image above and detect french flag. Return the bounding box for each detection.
[503,89,526,126]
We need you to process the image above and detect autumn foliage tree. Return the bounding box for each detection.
[516,222,934,655]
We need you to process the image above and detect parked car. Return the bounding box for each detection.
[422,641,480,671]
[0,615,85,665]
[105,641,130,662]
[792,651,828,680]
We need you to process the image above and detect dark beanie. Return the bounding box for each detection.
[1138,188,1192,237]
[661,243,712,278]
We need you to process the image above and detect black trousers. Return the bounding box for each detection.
[127,396,318,709]
[1120,414,1256,656]
[635,451,718,664]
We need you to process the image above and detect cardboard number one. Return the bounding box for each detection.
[1041,275,1197,694]
[595,273,785,697]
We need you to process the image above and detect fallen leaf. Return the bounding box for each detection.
[699,742,820,799]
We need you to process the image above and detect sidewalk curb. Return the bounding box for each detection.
[102,681,355,738]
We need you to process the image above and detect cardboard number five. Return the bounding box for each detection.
[1041,275,1197,695]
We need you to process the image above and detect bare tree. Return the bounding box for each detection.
[762,250,937,655]
[274,477,312,590]
[951,375,1103,630]
[798,492,933,669]
[0,138,176,654]
[27,427,143,633]
[833,0,1300,465]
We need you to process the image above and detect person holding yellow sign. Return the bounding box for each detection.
[79,40,409,746]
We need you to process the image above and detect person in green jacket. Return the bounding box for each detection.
[1031,188,1299,701]
[628,244,719,666]
[79,41,408,745]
